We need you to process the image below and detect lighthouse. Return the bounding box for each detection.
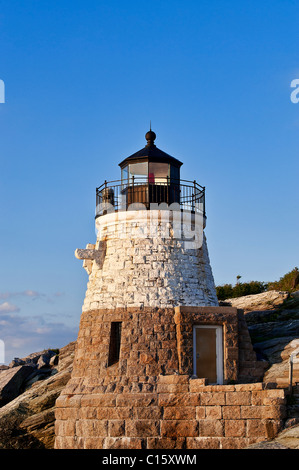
[77,129,218,313]
[54,130,273,450]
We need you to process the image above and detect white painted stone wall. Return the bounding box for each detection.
[80,210,218,311]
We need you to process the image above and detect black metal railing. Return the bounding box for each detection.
[95,177,205,218]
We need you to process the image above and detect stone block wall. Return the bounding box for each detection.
[175,306,267,383]
[54,306,283,449]
[55,377,286,449]
[81,210,219,311]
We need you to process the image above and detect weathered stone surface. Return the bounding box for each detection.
[0,342,75,448]
[1,289,299,449]
[198,419,224,437]
[0,334,294,449]
[0,365,36,405]
[223,291,289,313]
[9,349,57,368]
[174,306,264,383]
[54,302,290,450]
[248,292,299,388]
[147,437,185,449]
[126,420,160,438]
[8,358,26,367]
[36,351,57,369]
[275,424,299,449]
[161,420,199,438]
[163,407,195,420]
[55,374,287,449]
[187,437,221,449]
[81,211,218,310]
[246,440,289,449]
[224,419,246,437]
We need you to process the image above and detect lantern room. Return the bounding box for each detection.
[95,129,205,217]
[119,129,182,185]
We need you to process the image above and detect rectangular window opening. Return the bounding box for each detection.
[108,322,122,366]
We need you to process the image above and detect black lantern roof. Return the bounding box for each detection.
[119,129,183,169]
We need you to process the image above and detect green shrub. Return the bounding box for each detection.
[216,284,234,300]
[216,281,267,300]
[267,267,299,293]
[216,267,299,300]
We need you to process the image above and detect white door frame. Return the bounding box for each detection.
[193,325,224,385]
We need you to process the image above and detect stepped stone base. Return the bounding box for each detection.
[54,306,283,449]
[55,379,286,449]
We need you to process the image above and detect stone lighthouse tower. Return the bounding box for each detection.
[78,128,218,312]
[54,130,277,450]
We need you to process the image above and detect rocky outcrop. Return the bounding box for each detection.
[240,291,299,449]
[0,342,75,448]
[247,417,299,449]
[219,291,299,389]
[221,290,289,313]
[8,349,57,368]
[0,365,37,406]
[275,423,299,448]
[246,292,299,387]
[0,349,60,407]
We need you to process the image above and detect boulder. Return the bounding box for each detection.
[275,424,299,449]
[258,338,299,386]
[0,341,75,449]
[247,292,299,387]
[246,423,299,449]
[36,351,57,369]
[9,358,26,368]
[23,368,56,391]
[223,290,289,313]
[0,349,60,408]
[9,349,58,368]
[49,355,59,366]
[0,365,36,406]
[249,321,299,344]
[246,440,289,449]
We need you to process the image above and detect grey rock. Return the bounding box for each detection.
[249,320,299,343]
[0,365,36,406]
[291,290,299,299]
[285,418,299,428]
[36,351,57,369]
[252,336,298,363]
[9,358,26,368]
[246,440,289,449]
[0,342,75,449]
[49,355,59,366]
[225,290,289,313]
[275,423,299,449]
[22,351,45,364]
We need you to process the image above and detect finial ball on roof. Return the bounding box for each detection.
[145,129,156,146]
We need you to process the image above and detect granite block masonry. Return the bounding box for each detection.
[80,210,218,311]
[54,130,286,449]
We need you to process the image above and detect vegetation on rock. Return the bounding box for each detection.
[216,267,299,300]
[216,281,267,300]
[267,267,299,293]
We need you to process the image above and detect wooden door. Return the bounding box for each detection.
[194,326,223,384]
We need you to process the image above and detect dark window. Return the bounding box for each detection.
[170,165,179,182]
[108,322,122,366]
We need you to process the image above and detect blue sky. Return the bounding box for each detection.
[0,0,298,363]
